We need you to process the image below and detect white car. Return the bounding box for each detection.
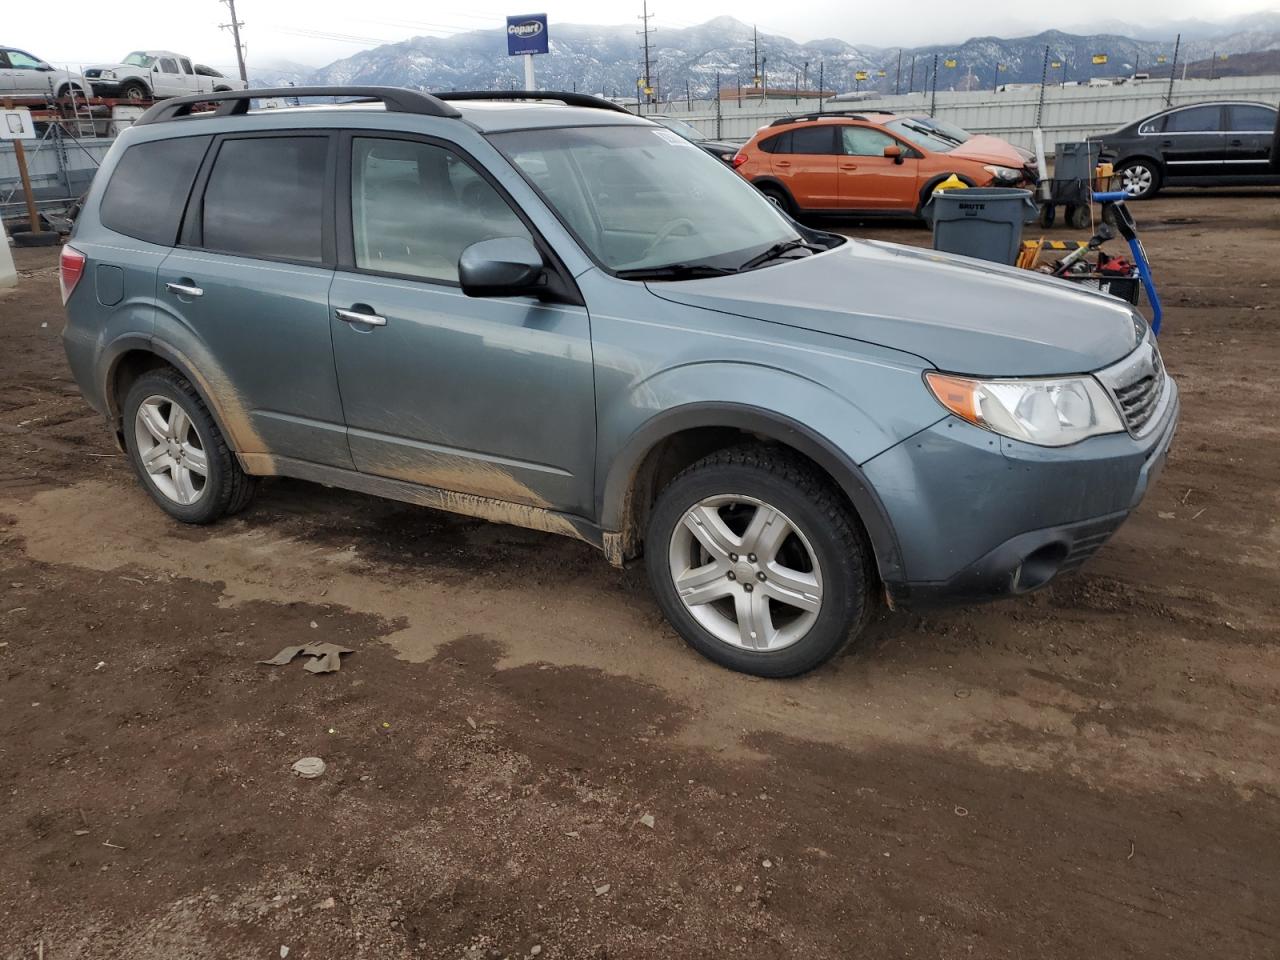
[84,50,246,100]
[0,46,89,100]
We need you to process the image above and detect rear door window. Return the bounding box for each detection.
[786,126,837,155]
[99,135,211,245]
[1164,105,1224,133]
[199,136,329,263]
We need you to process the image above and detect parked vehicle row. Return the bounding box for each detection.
[1,44,243,103]
[62,87,1178,678]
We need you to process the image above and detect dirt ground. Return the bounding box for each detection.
[2,189,1279,960]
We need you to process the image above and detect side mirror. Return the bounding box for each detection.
[37,63,55,72]
[458,237,545,298]
[883,144,904,164]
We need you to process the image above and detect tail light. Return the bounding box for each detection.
[60,244,86,304]
[732,152,748,168]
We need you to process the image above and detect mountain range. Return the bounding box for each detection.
[251,13,1280,100]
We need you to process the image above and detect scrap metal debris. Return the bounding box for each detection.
[292,757,327,779]
[259,643,354,674]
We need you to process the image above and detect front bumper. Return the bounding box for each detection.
[868,377,1179,606]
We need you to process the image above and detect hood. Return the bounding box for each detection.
[949,135,1028,168]
[698,140,741,157]
[86,62,134,73]
[646,239,1141,377]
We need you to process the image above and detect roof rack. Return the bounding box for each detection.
[767,110,896,127]
[135,86,463,125]
[436,90,633,115]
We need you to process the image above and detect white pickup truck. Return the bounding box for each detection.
[84,50,247,100]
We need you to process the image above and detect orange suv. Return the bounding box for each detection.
[732,112,1035,218]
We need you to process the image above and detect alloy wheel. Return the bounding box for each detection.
[1121,164,1153,198]
[667,494,823,652]
[133,395,208,505]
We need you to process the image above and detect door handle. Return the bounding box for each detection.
[840,163,858,170]
[1229,139,1243,146]
[165,281,203,298]
[775,160,791,167]
[335,307,387,327]
[1160,140,1172,147]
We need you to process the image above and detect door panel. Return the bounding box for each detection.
[1159,104,1226,179]
[331,134,596,514]
[159,133,351,467]
[157,251,349,466]
[1224,104,1277,177]
[770,125,839,208]
[329,276,595,512]
[153,57,183,97]
[837,126,920,210]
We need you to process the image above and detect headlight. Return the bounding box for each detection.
[983,164,1022,182]
[100,70,116,79]
[924,371,1124,447]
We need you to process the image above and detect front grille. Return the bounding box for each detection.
[84,69,101,78]
[1095,338,1167,436]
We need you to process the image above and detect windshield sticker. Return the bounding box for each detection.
[652,128,691,147]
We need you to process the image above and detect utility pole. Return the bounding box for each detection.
[895,49,902,95]
[761,56,767,101]
[930,53,938,117]
[908,55,916,94]
[1209,50,1218,81]
[637,1,655,112]
[753,26,760,87]
[218,0,248,83]
[817,61,824,112]
[1165,33,1180,106]
[1036,44,1050,127]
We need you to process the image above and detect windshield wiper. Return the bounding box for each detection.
[615,263,737,281]
[737,239,820,272]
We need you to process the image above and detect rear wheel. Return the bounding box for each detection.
[645,446,873,677]
[1117,159,1161,199]
[122,369,255,524]
[756,183,795,216]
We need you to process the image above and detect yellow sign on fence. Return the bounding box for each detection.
[1092,53,1108,65]
[855,70,868,81]
[944,58,957,68]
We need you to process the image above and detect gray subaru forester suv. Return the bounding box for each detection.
[60,87,1178,677]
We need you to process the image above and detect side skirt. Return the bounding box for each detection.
[241,453,609,554]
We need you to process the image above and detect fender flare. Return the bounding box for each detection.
[917,172,976,212]
[749,176,798,211]
[100,334,256,459]
[599,402,906,585]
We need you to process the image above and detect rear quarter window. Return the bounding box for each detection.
[99,136,211,245]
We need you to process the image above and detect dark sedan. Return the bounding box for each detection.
[1098,100,1278,199]
[649,115,741,162]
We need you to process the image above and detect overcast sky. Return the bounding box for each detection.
[10,0,1275,72]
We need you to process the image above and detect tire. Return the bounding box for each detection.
[1067,204,1092,230]
[1038,203,1056,229]
[1116,159,1161,200]
[756,183,795,216]
[645,446,873,678]
[56,83,87,100]
[10,231,60,247]
[122,368,255,524]
[119,80,149,101]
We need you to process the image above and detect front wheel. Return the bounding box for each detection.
[1117,159,1161,200]
[645,447,873,677]
[119,80,149,101]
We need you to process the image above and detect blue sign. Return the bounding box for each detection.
[506,13,548,56]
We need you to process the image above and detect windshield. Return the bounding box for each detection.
[123,52,155,67]
[885,118,959,153]
[915,117,971,144]
[492,125,804,275]
[654,116,707,141]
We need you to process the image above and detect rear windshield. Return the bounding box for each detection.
[99,136,210,245]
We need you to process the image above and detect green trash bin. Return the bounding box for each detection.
[921,187,1039,266]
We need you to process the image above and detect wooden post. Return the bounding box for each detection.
[3,98,40,233]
